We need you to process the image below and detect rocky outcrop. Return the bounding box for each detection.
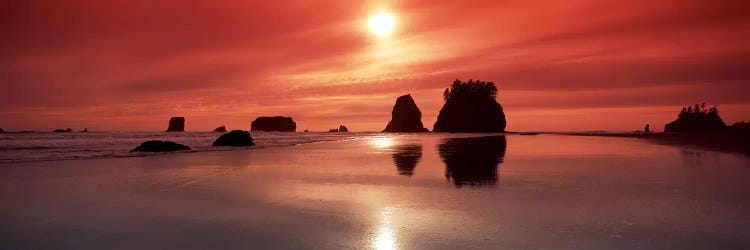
[213,130,255,147]
[251,116,296,132]
[329,125,349,132]
[131,140,191,152]
[0,128,4,133]
[166,117,185,132]
[54,128,73,133]
[213,126,227,132]
[664,104,727,132]
[433,79,506,133]
[383,94,429,132]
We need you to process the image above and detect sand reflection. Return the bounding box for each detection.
[392,144,422,176]
[438,136,507,187]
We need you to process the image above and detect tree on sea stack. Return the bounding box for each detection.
[433,79,506,133]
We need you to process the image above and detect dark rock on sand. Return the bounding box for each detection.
[131,140,191,152]
[166,117,185,132]
[251,116,296,132]
[383,94,429,132]
[213,126,227,132]
[664,104,726,132]
[212,130,255,147]
[433,79,506,133]
[54,128,73,133]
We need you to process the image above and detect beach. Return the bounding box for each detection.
[1,133,749,249]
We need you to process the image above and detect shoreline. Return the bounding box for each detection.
[553,131,750,156]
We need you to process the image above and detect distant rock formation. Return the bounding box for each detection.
[329,125,349,132]
[730,121,750,133]
[251,116,296,132]
[81,128,88,132]
[433,79,506,133]
[166,117,185,132]
[392,144,423,176]
[54,128,73,133]
[213,130,255,147]
[439,136,507,188]
[213,126,227,132]
[383,94,429,132]
[664,104,727,132]
[131,140,191,152]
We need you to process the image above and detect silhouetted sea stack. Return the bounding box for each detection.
[383,94,429,132]
[166,117,185,132]
[251,116,296,132]
[54,128,73,133]
[213,130,255,147]
[213,126,227,132]
[433,79,506,133]
[339,125,348,132]
[664,104,727,132]
[131,140,191,152]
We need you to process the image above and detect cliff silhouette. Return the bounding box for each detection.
[664,104,727,132]
[251,116,296,132]
[433,79,506,132]
[383,94,429,132]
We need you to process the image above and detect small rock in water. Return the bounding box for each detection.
[131,140,191,152]
[213,126,227,132]
[213,130,255,147]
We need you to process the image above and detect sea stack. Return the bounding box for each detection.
[383,94,429,132]
[251,116,296,132]
[433,79,506,133]
[166,117,185,132]
[213,126,227,132]
[338,125,349,132]
[664,104,727,132]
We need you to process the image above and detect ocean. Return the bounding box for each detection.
[0,131,376,163]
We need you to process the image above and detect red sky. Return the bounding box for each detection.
[2,0,749,132]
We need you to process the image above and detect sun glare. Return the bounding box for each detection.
[368,10,395,37]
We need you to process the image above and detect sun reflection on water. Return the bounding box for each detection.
[370,136,395,149]
[373,207,398,250]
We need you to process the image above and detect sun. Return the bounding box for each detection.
[368,10,395,37]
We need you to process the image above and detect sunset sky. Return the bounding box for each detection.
[2,0,749,132]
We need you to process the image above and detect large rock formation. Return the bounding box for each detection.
[213,130,255,147]
[664,104,727,132]
[166,117,185,132]
[213,126,227,132]
[433,79,506,133]
[131,140,191,152]
[383,94,429,132]
[251,116,296,132]
[338,125,349,132]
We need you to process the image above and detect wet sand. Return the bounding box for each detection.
[556,131,750,156]
[1,134,749,249]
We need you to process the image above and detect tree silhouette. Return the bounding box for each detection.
[442,79,498,102]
